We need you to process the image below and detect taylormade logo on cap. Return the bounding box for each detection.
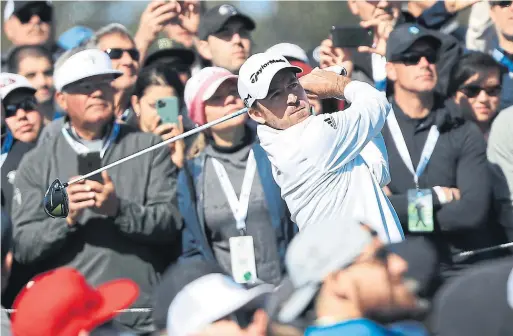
[238,52,302,108]
[250,59,286,83]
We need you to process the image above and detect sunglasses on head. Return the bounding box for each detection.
[491,0,512,8]
[459,85,502,98]
[397,52,438,66]
[105,48,140,62]
[15,3,52,24]
[4,97,38,118]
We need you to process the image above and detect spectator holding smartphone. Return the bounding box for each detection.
[11,47,181,334]
[131,64,186,169]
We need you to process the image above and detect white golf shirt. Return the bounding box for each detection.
[257,81,404,243]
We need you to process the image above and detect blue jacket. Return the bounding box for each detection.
[177,141,298,270]
[304,319,429,336]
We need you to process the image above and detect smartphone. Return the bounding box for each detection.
[156,97,180,125]
[331,26,374,48]
[78,152,103,184]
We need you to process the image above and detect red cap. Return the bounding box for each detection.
[11,267,139,336]
[290,60,313,78]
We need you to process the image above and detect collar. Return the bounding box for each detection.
[209,126,254,154]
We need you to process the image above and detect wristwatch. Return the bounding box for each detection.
[324,65,348,77]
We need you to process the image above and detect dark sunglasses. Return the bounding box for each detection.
[4,97,38,118]
[105,48,140,62]
[15,3,52,24]
[459,85,502,98]
[491,0,512,8]
[397,52,438,66]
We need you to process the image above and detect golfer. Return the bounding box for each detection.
[237,52,404,243]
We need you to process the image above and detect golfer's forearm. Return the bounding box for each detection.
[334,76,352,100]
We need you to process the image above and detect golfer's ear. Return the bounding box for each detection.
[248,105,266,125]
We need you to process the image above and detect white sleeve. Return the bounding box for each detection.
[308,81,391,172]
[360,132,390,187]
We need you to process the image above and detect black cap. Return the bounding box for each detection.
[385,236,439,298]
[143,38,196,69]
[198,4,255,41]
[152,259,225,330]
[4,1,52,20]
[386,24,442,62]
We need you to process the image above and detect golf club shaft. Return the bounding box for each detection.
[65,107,248,187]
[456,241,513,257]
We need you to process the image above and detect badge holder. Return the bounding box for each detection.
[407,187,434,232]
[230,227,258,284]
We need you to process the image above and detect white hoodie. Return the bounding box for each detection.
[257,81,404,243]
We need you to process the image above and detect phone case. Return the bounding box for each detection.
[156,97,180,125]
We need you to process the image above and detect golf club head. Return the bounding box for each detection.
[44,179,69,218]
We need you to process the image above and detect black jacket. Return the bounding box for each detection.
[382,98,495,275]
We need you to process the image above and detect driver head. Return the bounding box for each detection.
[44,179,69,218]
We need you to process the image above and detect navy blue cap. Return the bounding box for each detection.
[386,24,442,62]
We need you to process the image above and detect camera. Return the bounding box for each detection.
[157,100,166,109]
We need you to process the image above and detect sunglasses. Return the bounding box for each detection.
[491,0,512,8]
[105,48,140,62]
[4,97,38,118]
[459,85,502,98]
[15,3,52,24]
[397,52,438,66]
[64,79,114,94]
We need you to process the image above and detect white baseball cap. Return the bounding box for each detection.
[266,43,310,64]
[167,273,273,336]
[53,49,123,91]
[238,52,302,108]
[277,220,373,323]
[0,73,36,100]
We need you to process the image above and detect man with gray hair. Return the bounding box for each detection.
[11,47,182,334]
[87,23,140,122]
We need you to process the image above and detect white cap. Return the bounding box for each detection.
[53,49,123,91]
[238,52,302,108]
[277,220,373,323]
[266,43,310,64]
[167,273,273,336]
[184,67,238,111]
[0,73,36,100]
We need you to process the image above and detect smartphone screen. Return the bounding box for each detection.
[156,97,180,125]
[77,152,103,184]
[331,26,374,48]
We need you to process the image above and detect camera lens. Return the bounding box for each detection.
[157,100,166,108]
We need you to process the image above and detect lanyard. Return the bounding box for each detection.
[492,48,513,76]
[387,110,439,188]
[211,150,256,235]
[61,122,120,158]
[0,131,14,168]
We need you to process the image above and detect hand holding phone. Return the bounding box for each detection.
[77,152,104,184]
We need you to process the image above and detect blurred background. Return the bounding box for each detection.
[1,0,473,54]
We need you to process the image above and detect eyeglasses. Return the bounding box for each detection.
[459,85,502,98]
[491,1,512,8]
[15,3,52,24]
[4,97,38,118]
[105,48,140,61]
[397,52,438,66]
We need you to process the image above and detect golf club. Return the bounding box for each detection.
[455,241,513,258]
[43,107,248,218]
